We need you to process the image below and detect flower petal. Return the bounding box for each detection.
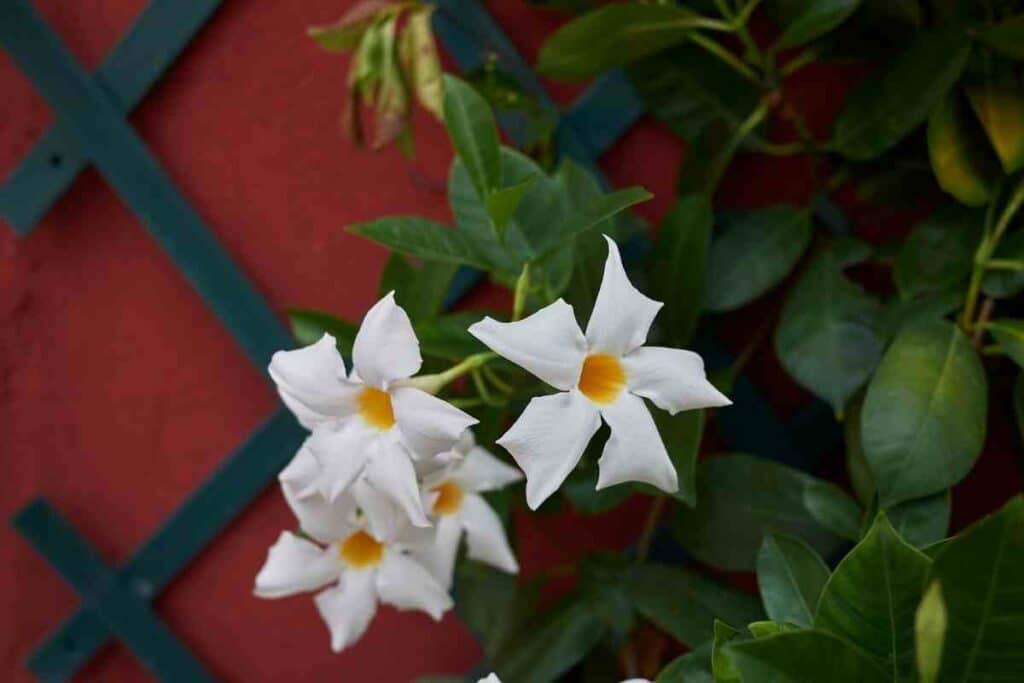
[468,300,587,391]
[597,392,677,493]
[282,483,359,545]
[279,437,322,499]
[391,386,478,459]
[352,292,422,388]
[313,569,378,652]
[254,531,342,598]
[363,436,431,527]
[496,391,601,510]
[268,334,358,428]
[454,445,524,493]
[376,551,454,620]
[460,493,518,574]
[411,513,462,589]
[622,346,732,414]
[585,236,663,356]
[307,423,375,501]
[352,478,405,542]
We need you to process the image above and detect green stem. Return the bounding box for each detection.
[688,32,762,85]
[471,368,503,407]
[778,46,820,77]
[513,263,531,321]
[482,365,515,394]
[986,259,1024,271]
[962,179,1024,331]
[982,343,1004,356]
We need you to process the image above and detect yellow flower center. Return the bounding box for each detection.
[431,480,465,516]
[337,530,384,568]
[577,354,626,404]
[358,387,395,430]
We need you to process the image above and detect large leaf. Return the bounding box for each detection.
[893,204,982,299]
[536,4,703,80]
[927,92,999,207]
[670,454,847,571]
[775,247,884,413]
[287,309,359,352]
[627,563,764,647]
[982,231,1024,299]
[348,216,508,271]
[705,207,813,313]
[815,513,931,679]
[378,254,457,321]
[724,630,887,682]
[657,642,714,683]
[976,14,1024,61]
[656,408,703,507]
[774,0,862,49]
[888,491,952,548]
[453,562,524,659]
[861,319,987,505]
[831,28,971,160]
[987,319,1024,369]
[651,195,712,346]
[927,496,1024,682]
[756,534,831,628]
[442,75,500,202]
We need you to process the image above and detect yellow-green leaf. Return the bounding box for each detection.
[915,581,947,683]
[927,92,999,206]
[987,318,1024,369]
[398,7,443,119]
[967,80,1024,174]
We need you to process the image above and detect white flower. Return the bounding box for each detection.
[269,292,477,526]
[255,466,452,653]
[479,675,648,683]
[413,432,523,588]
[469,236,731,509]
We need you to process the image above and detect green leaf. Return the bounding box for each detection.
[844,395,876,506]
[670,454,847,571]
[967,77,1024,175]
[815,513,931,679]
[982,231,1024,298]
[775,247,884,413]
[493,596,605,683]
[485,175,536,236]
[536,4,703,80]
[927,496,1024,681]
[756,534,831,628]
[775,0,862,49]
[888,491,951,548]
[414,311,488,360]
[677,120,745,196]
[724,630,888,682]
[656,408,703,507]
[535,185,651,257]
[831,28,971,160]
[579,554,636,642]
[893,204,982,299]
[927,92,999,207]
[627,563,765,647]
[861,319,987,505]
[915,581,947,683]
[379,254,457,321]
[706,206,813,312]
[880,288,963,341]
[287,309,359,352]
[652,195,713,346]
[1016,373,1024,445]
[657,642,714,683]
[712,620,744,683]
[976,14,1024,61]
[348,216,506,271]
[442,75,501,202]
[987,319,1024,369]
[747,620,801,638]
[564,465,633,515]
[802,479,863,542]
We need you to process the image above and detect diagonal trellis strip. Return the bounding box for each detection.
[0,0,222,235]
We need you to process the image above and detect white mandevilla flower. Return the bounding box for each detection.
[255,448,452,653]
[479,675,650,683]
[268,292,477,526]
[469,236,731,509]
[413,431,524,588]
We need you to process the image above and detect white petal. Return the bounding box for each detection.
[352,478,405,542]
[478,675,502,683]
[254,532,342,598]
[496,391,601,510]
[268,334,358,428]
[411,514,463,589]
[307,423,374,501]
[278,437,322,499]
[391,386,478,459]
[282,485,359,545]
[363,437,431,527]
[352,292,422,388]
[468,300,587,391]
[460,493,519,574]
[622,346,732,414]
[454,445,524,493]
[585,236,663,356]
[376,551,454,620]
[597,392,677,493]
[313,569,378,652]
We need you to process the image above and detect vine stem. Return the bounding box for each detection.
[636,496,670,563]
[512,263,530,321]
[395,351,496,394]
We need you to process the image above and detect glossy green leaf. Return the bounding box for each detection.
[888,491,951,548]
[915,581,947,683]
[349,216,508,271]
[287,309,359,352]
[802,479,862,541]
[671,454,847,571]
[987,319,1024,369]
[652,195,713,346]
[579,554,636,641]
[564,461,633,515]
[844,395,876,506]
[536,185,651,257]
[927,496,1024,681]
[724,629,887,682]
[861,319,987,505]
[706,206,813,312]
[976,14,1024,60]
[967,78,1024,174]
[627,563,764,648]
[756,534,831,627]
[927,92,999,206]
[712,620,743,683]
[894,204,982,299]
[775,247,884,413]
[379,254,457,321]
[747,621,801,638]
[443,75,501,202]
[677,120,745,196]
[775,0,862,49]
[413,311,488,360]
[832,28,971,160]
[536,4,703,80]
[656,408,704,507]
[815,513,931,679]
[879,288,963,341]
[657,642,714,683]
[453,562,524,659]
[485,175,536,236]
[982,231,1024,298]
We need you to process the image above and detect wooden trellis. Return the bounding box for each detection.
[1,0,838,679]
